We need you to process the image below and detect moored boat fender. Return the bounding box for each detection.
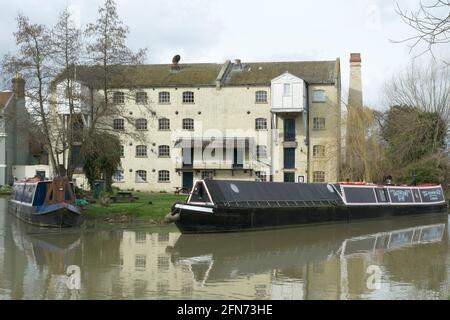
[164,203,181,223]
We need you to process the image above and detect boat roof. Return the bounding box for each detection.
[201,180,342,203]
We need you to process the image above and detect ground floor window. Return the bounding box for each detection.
[313,171,325,182]
[158,170,170,182]
[113,169,124,182]
[255,171,268,182]
[284,172,295,182]
[136,170,147,183]
[202,171,213,180]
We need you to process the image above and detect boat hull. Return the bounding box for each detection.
[9,201,81,228]
[173,202,449,233]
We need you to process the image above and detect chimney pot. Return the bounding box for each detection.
[12,77,25,98]
[350,53,361,63]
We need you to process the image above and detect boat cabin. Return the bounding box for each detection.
[11,179,76,207]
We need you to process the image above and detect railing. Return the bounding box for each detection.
[175,160,256,170]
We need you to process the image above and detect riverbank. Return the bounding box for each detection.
[81,192,187,224]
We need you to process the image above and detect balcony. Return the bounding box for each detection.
[175,159,255,171]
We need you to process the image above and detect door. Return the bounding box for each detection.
[284,118,296,141]
[284,172,295,183]
[182,172,194,191]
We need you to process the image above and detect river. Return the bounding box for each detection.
[0,196,449,299]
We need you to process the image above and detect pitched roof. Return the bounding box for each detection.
[224,61,338,86]
[0,91,13,111]
[55,59,339,89]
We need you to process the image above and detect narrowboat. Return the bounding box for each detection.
[9,176,81,227]
[168,180,448,233]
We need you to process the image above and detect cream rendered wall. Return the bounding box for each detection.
[113,85,273,192]
[308,84,341,182]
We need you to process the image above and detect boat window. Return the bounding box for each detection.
[412,189,421,202]
[388,188,413,203]
[33,182,48,206]
[189,182,211,203]
[420,187,444,202]
[22,184,36,204]
[375,188,388,203]
[344,187,377,203]
[13,184,24,201]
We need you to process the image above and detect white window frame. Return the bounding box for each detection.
[255,90,268,103]
[113,118,124,131]
[136,145,148,157]
[158,145,170,157]
[158,170,170,183]
[182,118,194,130]
[135,170,147,183]
[182,91,195,104]
[113,91,125,104]
[158,118,170,131]
[159,91,170,104]
[255,118,267,130]
[135,118,148,131]
[136,91,148,104]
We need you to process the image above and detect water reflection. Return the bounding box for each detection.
[0,196,449,300]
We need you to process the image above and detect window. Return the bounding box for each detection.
[158,233,169,242]
[135,232,146,243]
[158,170,170,182]
[256,145,267,159]
[202,171,213,180]
[158,145,170,157]
[284,172,295,182]
[313,145,325,157]
[283,83,291,96]
[182,118,194,130]
[284,118,296,141]
[135,254,146,269]
[135,118,147,130]
[313,117,326,130]
[255,91,267,103]
[182,91,194,103]
[136,91,147,104]
[313,90,326,102]
[284,148,295,169]
[255,118,267,130]
[120,145,124,157]
[159,118,170,131]
[159,91,170,104]
[113,118,124,130]
[113,91,124,104]
[136,170,147,183]
[157,256,170,271]
[255,171,267,182]
[136,145,147,157]
[313,171,325,182]
[113,169,124,182]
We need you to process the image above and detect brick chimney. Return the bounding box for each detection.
[12,77,25,99]
[348,53,362,109]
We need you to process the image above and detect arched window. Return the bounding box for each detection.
[136,170,147,183]
[182,91,194,103]
[158,118,170,131]
[113,118,124,130]
[255,91,267,103]
[135,118,147,130]
[182,118,194,130]
[158,170,170,182]
[112,91,124,104]
[159,91,170,104]
[255,118,267,130]
[158,145,170,157]
[136,145,147,157]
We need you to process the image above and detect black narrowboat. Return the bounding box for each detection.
[169,180,449,233]
[9,176,81,227]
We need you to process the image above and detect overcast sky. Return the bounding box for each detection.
[0,0,448,110]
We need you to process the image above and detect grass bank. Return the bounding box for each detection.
[82,192,187,223]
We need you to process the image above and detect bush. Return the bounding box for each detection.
[0,185,12,193]
[398,155,449,185]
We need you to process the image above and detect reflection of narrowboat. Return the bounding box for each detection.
[9,177,81,227]
[169,180,448,233]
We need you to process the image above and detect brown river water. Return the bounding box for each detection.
[0,196,449,300]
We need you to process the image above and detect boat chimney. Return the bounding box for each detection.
[171,54,181,71]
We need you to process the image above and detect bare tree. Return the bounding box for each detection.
[395,0,450,59]
[2,15,61,175]
[50,8,83,179]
